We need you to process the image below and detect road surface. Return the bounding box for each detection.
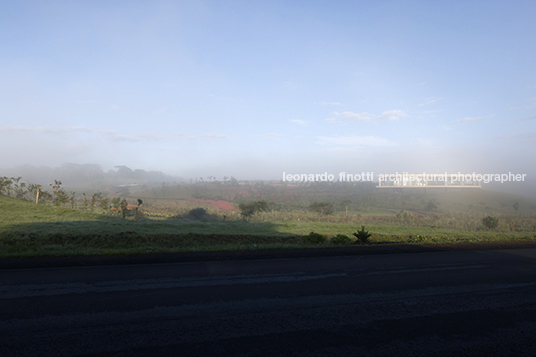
[2,248,536,356]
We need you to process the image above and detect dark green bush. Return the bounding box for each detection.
[353,225,372,244]
[188,208,207,220]
[331,234,353,245]
[482,216,499,230]
[303,231,327,244]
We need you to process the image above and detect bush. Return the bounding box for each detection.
[331,234,353,245]
[353,225,372,244]
[408,234,427,243]
[303,231,327,244]
[309,201,335,215]
[482,216,499,230]
[238,200,269,217]
[188,208,207,220]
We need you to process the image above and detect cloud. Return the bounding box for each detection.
[197,133,230,140]
[376,110,408,121]
[316,135,394,146]
[0,126,93,135]
[290,119,307,126]
[418,99,438,107]
[423,109,444,114]
[252,133,285,140]
[455,115,494,125]
[525,97,536,109]
[496,132,536,141]
[516,115,536,122]
[326,111,371,122]
[284,81,301,90]
[0,125,224,143]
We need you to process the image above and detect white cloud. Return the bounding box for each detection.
[0,126,93,135]
[525,97,536,109]
[197,133,230,140]
[516,115,536,122]
[423,109,444,114]
[376,110,408,121]
[0,125,224,143]
[496,132,536,141]
[418,99,437,107]
[316,135,394,146]
[326,111,371,122]
[455,115,494,125]
[290,119,307,126]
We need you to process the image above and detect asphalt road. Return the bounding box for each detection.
[2,248,536,356]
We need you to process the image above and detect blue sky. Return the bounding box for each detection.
[1,0,535,183]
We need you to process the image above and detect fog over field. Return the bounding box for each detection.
[1,1,535,197]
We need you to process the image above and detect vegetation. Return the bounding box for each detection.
[238,200,269,218]
[1,174,536,258]
[353,225,372,244]
[310,201,335,215]
[482,216,499,230]
[303,232,327,244]
[331,234,353,245]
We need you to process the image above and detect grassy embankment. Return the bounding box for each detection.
[1,195,535,258]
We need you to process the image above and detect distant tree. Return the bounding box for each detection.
[513,202,520,211]
[425,200,438,211]
[100,197,111,212]
[0,176,13,196]
[482,216,499,230]
[50,180,69,206]
[340,199,352,215]
[188,208,207,220]
[12,177,26,199]
[120,198,129,218]
[238,200,269,218]
[309,201,334,215]
[90,192,102,212]
[70,191,76,208]
[83,193,89,210]
[28,183,42,204]
[111,197,121,213]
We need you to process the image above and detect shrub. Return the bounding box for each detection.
[309,201,335,215]
[353,225,372,244]
[331,234,353,245]
[482,216,499,230]
[303,231,327,244]
[238,200,269,217]
[408,234,427,243]
[188,208,207,220]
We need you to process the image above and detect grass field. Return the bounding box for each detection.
[1,195,535,258]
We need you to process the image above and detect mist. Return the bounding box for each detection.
[1,1,535,198]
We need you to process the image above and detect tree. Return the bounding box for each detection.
[238,200,269,218]
[70,191,76,208]
[28,183,42,204]
[100,197,111,212]
[120,198,129,218]
[309,201,334,215]
[90,192,102,212]
[340,199,352,216]
[50,180,69,206]
[482,216,499,230]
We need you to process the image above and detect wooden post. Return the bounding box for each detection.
[36,188,40,205]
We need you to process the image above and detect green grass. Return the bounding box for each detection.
[1,195,535,258]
